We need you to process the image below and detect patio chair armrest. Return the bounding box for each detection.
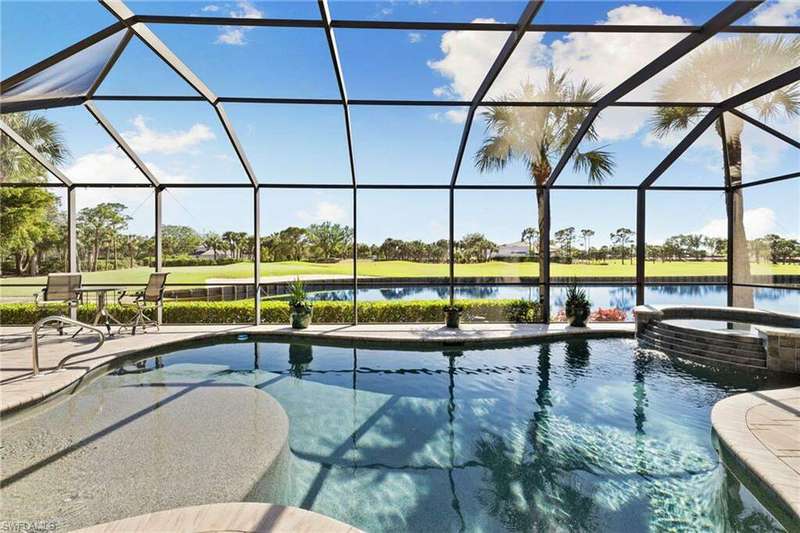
[118,290,144,305]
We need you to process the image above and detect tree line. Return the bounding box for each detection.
[2,194,798,277]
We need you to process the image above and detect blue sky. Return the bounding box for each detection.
[2,0,798,246]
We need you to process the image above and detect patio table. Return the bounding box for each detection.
[75,286,127,335]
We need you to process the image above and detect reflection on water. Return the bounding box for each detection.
[2,338,793,532]
[301,284,798,316]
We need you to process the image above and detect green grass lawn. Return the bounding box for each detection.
[1,259,796,299]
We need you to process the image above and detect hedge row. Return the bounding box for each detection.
[0,299,540,325]
[159,256,239,267]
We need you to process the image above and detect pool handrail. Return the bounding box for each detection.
[32,316,105,375]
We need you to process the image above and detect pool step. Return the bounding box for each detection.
[637,337,767,370]
[657,321,763,347]
[642,326,766,360]
[639,321,766,368]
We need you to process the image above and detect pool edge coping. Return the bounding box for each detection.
[711,387,800,530]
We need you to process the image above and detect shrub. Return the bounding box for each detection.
[0,303,138,326]
[502,299,540,323]
[0,298,541,325]
[159,256,238,267]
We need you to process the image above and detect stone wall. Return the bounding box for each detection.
[759,328,800,374]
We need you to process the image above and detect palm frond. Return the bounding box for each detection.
[475,135,513,173]
[648,106,701,138]
[572,147,615,184]
[749,83,800,122]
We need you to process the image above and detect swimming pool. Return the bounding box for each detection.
[1,337,795,531]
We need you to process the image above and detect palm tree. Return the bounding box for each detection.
[0,112,69,183]
[580,229,595,262]
[0,112,69,275]
[650,35,800,306]
[476,70,615,281]
[204,233,223,261]
[125,234,146,268]
[610,227,635,265]
[520,226,538,256]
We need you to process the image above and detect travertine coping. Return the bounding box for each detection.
[632,305,663,334]
[73,502,362,532]
[0,322,633,417]
[711,387,800,527]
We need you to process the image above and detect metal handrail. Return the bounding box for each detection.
[32,316,105,376]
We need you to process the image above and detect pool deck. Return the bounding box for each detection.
[0,322,633,416]
[712,387,800,526]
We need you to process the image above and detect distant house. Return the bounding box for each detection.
[192,245,232,259]
[492,241,531,259]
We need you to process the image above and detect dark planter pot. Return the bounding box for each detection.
[445,309,461,328]
[291,309,312,329]
[289,343,313,365]
[567,307,590,327]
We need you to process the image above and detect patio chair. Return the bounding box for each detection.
[34,273,82,335]
[117,272,169,335]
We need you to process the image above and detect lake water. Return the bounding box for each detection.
[303,285,799,317]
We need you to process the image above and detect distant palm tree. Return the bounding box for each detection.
[476,70,615,279]
[125,234,146,268]
[521,227,538,255]
[650,35,800,306]
[204,233,223,261]
[580,228,595,262]
[0,112,68,182]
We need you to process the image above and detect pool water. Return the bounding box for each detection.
[1,337,795,532]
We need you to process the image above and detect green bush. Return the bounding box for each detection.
[0,299,540,325]
[163,301,256,324]
[0,303,138,325]
[159,256,238,267]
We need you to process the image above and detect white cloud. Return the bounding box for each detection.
[408,32,423,44]
[428,7,688,141]
[296,201,347,224]
[64,150,190,185]
[592,107,652,141]
[216,28,247,46]
[230,0,263,18]
[549,7,686,103]
[429,109,468,124]
[123,115,215,155]
[214,1,263,46]
[739,117,798,177]
[428,18,536,101]
[432,86,454,98]
[751,0,800,25]
[696,207,779,239]
[201,4,219,12]
[65,151,144,184]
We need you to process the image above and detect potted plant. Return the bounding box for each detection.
[564,285,591,327]
[288,278,313,329]
[444,303,463,328]
[289,343,313,378]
